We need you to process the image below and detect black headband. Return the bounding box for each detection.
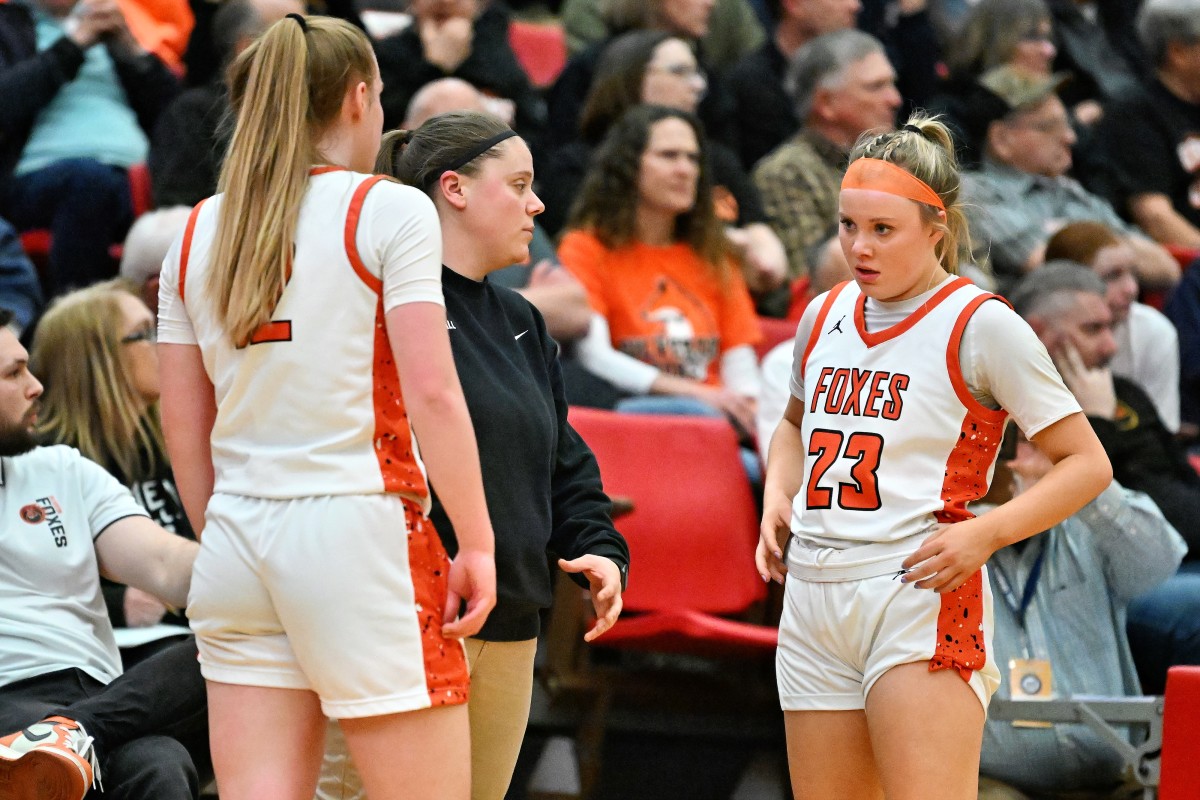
[423,130,518,191]
[287,13,308,33]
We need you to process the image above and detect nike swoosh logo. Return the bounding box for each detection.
[514,330,528,340]
[22,728,53,742]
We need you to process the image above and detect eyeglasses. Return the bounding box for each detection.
[120,327,157,345]
[650,63,706,82]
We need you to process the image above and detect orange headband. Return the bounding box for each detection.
[841,157,945,211]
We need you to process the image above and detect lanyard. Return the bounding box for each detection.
[992,543,1047,632]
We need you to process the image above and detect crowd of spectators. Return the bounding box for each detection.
[2,0,1200,795]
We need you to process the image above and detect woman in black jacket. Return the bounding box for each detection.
[316,110,629,800]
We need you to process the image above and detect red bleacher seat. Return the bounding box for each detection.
[754,315,799,360]
[1166,244,1200,272]
[1159,665,1200,799]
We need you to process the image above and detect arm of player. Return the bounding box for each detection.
[902,412,1112,592]
[159,342,217,539]
[757,394,805,583]
[386,301,496,639]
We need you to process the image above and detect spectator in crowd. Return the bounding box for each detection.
[855,0,942,121]
[558,105,762,447]
[149,0,302,208]
[1043,0,1144,117]
[559,0,763,71]
[0,216,44,337]
[1165,255,1200,438]
[753,30,900,281]
[932,0,1057,163]
[0,307,205,800]
[977,431,1186,799]
[547,0,739,154]
[1011,261,1200,695]
[374,0,545,145]
[539,30,788,311]
[117,206,191,318]
[1094,0,1200,248]
[722,0,861,170]
[30,281,194,649]
[961,66,1180,292]
[1045,220,1181,432]
[0,0,177,296]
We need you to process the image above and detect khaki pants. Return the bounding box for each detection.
[315,637,538,800]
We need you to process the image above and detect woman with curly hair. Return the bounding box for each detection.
[540,29,787,309]
[558,104,762,447]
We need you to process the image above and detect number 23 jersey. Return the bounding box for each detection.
[790,277,1078,551]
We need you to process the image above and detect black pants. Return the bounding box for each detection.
[0,636,208,800]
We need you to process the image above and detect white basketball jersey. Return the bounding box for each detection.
[793,278,1009,550]
[161,169,440,504]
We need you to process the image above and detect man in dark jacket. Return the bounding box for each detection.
[0,0,176,296]
[375,0,545,146]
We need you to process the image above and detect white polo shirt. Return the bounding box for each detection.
[0,446,148,689]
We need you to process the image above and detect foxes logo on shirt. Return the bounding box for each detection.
[808,367,910,420]
[20,496,68,547]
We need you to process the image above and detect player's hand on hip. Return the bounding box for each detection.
[558,555,624,641]
[442,547,496,639]
[901,518,996,593]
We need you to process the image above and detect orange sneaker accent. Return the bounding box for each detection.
[0,716,96,800]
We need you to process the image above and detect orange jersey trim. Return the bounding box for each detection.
[936,292,1009,525]
[946,294,1012,422]
[929,569,987,683]
[344,176,387,295]
[401,501,470,707]
[854,276,971,348]
[801,281,851,381]
[178,197,208,306]
[309,166,347,176]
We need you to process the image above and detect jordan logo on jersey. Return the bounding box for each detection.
[19,496,68,547]
[827,315,846,334]
[809,366,910,420]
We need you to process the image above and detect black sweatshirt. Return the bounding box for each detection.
[428,267,629,641]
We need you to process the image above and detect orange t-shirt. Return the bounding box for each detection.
[559,230,762,387]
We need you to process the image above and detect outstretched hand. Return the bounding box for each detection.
[442,547,496,639]
[558,555,623,641]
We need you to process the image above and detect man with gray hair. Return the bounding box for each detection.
[1012,261,1200,560]
[752,29,900,280]
[1094,0,1200,248]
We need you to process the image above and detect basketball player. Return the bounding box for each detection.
[156,15,495,800]
[756,113,1112,799]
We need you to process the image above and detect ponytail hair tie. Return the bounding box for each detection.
[901,123,923,135]
[286,13,308,33]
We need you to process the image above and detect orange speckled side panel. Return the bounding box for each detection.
[929,569,986,682]
[402,500,469,706]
